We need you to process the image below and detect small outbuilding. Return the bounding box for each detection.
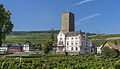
[97,41,120,54]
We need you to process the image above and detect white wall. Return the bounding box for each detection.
[65,35,82,52]
[0,47,8,51]
[57,31,65,46]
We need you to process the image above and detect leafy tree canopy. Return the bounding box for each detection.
[36,43,42,51]
[50,28,54,41]
[42,40,53,54]
[0,4,14,46]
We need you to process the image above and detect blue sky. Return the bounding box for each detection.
[0,0,120,34]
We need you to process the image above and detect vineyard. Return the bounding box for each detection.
[0,55,120,69]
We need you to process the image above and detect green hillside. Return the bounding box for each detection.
[89,34,120,46]
[5,31,120,46]
[5,31,59,44]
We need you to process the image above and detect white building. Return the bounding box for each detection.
[0,47,8,51]
[0,42,11,52]
[53,12,94,55]
[23,41,35,52]
[53,31,93,54]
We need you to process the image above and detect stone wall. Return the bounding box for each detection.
[61,12,74,33]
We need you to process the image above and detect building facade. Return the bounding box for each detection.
[0,42,11,52]
[53,12,93,55]
[9,43,23,53]
[97,41,120,54]
[53,31,93,54]
[23,41,35,52]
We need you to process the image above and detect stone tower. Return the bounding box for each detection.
[61,12,75,33]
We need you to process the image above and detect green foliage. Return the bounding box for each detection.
[35,43,42,51]
[42,40,53,54]
[0,4,14,46]
[50,28,54,41]
[0,55,120,69]
[101,47,118,58]
[4,50,9,54]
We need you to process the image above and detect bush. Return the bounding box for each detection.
[101,47,118,58]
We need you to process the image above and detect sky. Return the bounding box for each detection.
[0,0,120,34]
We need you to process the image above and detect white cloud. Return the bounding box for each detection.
[72,0,93,7]
[77,13,100,24]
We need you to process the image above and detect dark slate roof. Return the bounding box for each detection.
[65,31,81,37]
[24,43,36,46]
[10,45,22,49]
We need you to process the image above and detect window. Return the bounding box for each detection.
[71,38,73,40]
[62,42,63,44]
[76,47,78,50]
[76,43,78,45]
[75,41,78,45]
[71,47,73,51]
[60,38,62,40]
[60,33,62,36]
[67,41,69,45]
[71,43,73,45]
[66,38,69,40]
[59,41,63,45]
[71,41,73,45]
[76,37,78,39]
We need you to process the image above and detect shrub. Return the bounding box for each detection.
[101,47,118,58]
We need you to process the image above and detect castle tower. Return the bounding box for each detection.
[61,12,75,33]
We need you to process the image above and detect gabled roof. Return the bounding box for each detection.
[102,41,120,51]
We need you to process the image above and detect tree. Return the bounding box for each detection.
[101,47,118,57]
[0,4,14,46]
[115,40,117,45]
[42,40,53,54]
[35,43,42,51]
[50,28,54,41]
